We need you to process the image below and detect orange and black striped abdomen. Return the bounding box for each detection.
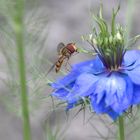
[55,55,65,72]
[55,49,71,72]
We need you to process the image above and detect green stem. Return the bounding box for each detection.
[14,1,32,140]
[118,116,125,140]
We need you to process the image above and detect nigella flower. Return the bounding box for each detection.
[50,6,140,120]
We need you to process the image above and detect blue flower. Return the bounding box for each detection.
[51,50,140,120]
[50,6,140,120]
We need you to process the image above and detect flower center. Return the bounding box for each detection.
[86,5,126,71]
[96,39,125,71]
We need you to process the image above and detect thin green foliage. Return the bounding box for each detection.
[44,123,65,140]
[0,1,70,139]
[111,5,120,36]
[0,2,52,115]
[13,0,31,140]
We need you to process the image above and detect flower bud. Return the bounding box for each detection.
[104,37,108,46]
[116,32,122,41]
[109,36,113,44]
[93,38,97,45]
[89,34,93,40]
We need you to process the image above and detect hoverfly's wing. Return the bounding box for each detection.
[57,42,65,54]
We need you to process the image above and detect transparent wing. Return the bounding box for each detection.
[57,42,65,53]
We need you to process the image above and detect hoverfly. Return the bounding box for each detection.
[47,42,77,74]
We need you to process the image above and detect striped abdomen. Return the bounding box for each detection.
[55,51,71,72]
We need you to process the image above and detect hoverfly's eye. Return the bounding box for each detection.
[73,45,77,52]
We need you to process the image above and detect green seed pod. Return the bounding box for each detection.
[99,38,103,46]
[104,37,108,46]
[89,34,93,40]
[116,32,122,41]
[93,38,97,45]
[109,36,113,44]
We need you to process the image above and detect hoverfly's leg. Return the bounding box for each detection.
[64,58,72,72]
[66,61,72,71]
[71,51,79,57]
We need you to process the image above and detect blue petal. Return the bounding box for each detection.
[51,71,79,89]
[66,100,78,110]
[93,78,107,104]
[124,65,140,85]
[93,72,133,113]
[66,73,100,102]
[106,73,133,113]
[52,82,75,100]
[123,50,140,67]
[132,84,140,104]
[51,56,105,89]
[106,110,120,120]
[90,95,120,120]
[52,88,69,100]
[90,94,108,113]
[72,56,105,74]
[123,50,140,85]
[111,75,133,113]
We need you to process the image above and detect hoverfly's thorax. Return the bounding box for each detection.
[66,43,77,54]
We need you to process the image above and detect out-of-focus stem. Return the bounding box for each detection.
[125,0,135,45]
[14,0,32,140]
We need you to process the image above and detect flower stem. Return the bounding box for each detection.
[118,116,125,140]
[14,1,32,140]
